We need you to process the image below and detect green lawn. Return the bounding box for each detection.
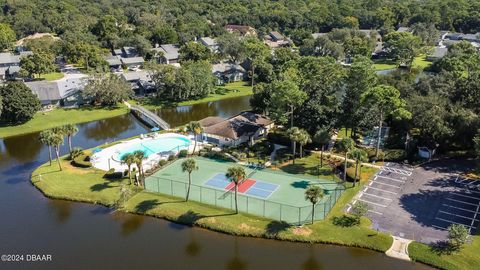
[409,237,480,270]
[337,128,353,139]
[413,54,433,70]
[0,105,129,138]
[139,81,253,110]
[373,60,397,71]
[31,151,392,253]
[38,72,65,81]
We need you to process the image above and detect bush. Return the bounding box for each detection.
[332,215,360,227]
[448,224,469,251]
[158,159,168,167]
[71,154,92,168]
[178,149,188,158]
[168,154,176,161]
[104,169,123,180]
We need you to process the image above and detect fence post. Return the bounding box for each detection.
[263,200,266,216]
[298,207,301,225]
[157,178,160,193]
[200,186,202,202]
[170,180,173,195]
[215,190,217,206]
[323,202,327,220]
[280,204,282,221]
[246,197,249,213]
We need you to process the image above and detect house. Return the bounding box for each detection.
[396,27,412,33]
[0,51,33,80]
[212,63,246,84]
[312,32,328,39]
[121,71,154,95]
[225,25,257,37]
[120,56,145,69]
[112,47,139,58]
[105,55,122,69]
[199,37,219,52]
[199,111,274,147]
[358,29,385,58]
[427,47,448,61]
[264,31,291,48]
[156,44,180,64]
[25,75,87,107]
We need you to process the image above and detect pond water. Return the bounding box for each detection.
[0,96,432,270]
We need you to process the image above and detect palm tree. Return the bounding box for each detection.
[349,148,368,187]
[287,127,301,164]
[182,158,198,202]
[39,130,54,165]
[62,124,78,158]
[338,138,355,182]
[186,121,203,155]
[50,132,64,171]
[313,128,331,168]
[226,166,246,214]
[121,153,136,185]
[297,129,311,158]
[133,150,146,187]
[305,186,324,224]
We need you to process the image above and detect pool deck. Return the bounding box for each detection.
[91,133,201,172]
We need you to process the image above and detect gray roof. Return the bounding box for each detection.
[199,37,217,47]
[397,27,412,33]
[121,71,151,82]
[212,63,245,74]
[429,47,448,59]
[0,53,20,65]
[105,56,122,66]
[269,31,285,40]
[202,112,273,140]
[113,49,123,56]
[120,57,145,65]
[160,44,180,60]
[312,33,328,39]
[25,77,86,102]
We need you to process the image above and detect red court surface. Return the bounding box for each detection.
[225,179,256,193]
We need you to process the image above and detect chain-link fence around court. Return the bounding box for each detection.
[145,175,345,225]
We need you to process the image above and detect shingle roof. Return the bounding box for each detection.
[25,76,86,102]
[160,44,180,60]
[269,31,284,40]
[120,57,145,65]
[121,71,151,82]
[212,63,245,73]
[202,112,273,140]
[199,37,217,47]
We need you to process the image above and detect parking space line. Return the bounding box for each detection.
[435,217,474,229]
[438,210,478,221]
[357,198,387,207]
[446,198,479,207]
[450,193,480,201]
[371,181,402,189]
[376,175,405,183]
[366,186,397,195]
[362,192,392,201]
[432,224,447,230]
[470,203,480,233]
[443,204,478,214]
[368,209,383,215]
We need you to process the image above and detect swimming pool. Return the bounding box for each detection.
[115,135,191,160]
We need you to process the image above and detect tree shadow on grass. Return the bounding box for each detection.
[332,215,359,227]
[135,199,161,213]
[90,182,114,192]
[177,210,236,225]
[430,240,458,255]
[265,220,291,237]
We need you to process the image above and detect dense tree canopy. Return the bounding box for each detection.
[0,23,16,50]
[83,74,133,106]
[0,82,41,124]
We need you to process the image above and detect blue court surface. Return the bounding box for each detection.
[204,173,279,199]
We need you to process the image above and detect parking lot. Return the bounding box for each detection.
[349,159,480,243]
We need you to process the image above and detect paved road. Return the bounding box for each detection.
[350,158,478,244]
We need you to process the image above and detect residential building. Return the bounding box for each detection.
[212,63,246,84]
[0,51,33,80]
[396,27,412,33]
[264,31,291,48]
[120,56,145,69]
[25,75,87,107]
[199,37,219,52]
[427,47,448,61]
[199,111,274,147]
[154,44,180,64]
[105,55,122,69]
[121,70,154,95]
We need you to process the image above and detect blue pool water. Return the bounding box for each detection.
[117,136,190,160]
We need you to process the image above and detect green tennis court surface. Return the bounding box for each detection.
[145,157,345,224]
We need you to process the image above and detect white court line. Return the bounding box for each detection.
[368,209,383,215]
[435,217,474,229]
[438,210,478,221]
[376,175,405,183]
[446,198,479,207]
[357,198,387,207]
[366,186,397,195]
[362,192,392,201]
[371,180,402,189]
[450,193,480,201]
[443,204,478,214]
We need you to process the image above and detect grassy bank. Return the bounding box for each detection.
[138,81,253,110]
[408,238,480,270]
[0,105,129,139]
[31,156,392,253]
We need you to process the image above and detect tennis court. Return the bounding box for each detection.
[145,157,345,224]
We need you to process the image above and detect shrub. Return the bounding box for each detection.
[178,149,188,158]
[158,159,168,167]
[447,224,468,251]
[104,169,123,179]
[351,202,369,221]
[168,154,176,161]
[332,215,359,227]
[71,154,92,168]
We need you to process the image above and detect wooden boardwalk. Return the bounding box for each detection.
[130,105,170,130]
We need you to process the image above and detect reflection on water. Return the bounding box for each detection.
[303,245,323,270]
[48,200,73,224]
[156,96,251,127]
[83,114,139,141]
[3,134,42,162]
[120,214,145,237]
[227,237,248,270]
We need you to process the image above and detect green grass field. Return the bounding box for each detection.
[413,54,433,70]
[0,105,129,138]
[38,72,65,81]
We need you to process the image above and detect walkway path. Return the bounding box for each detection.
[267,144,286,166]
[385,236,412,261]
